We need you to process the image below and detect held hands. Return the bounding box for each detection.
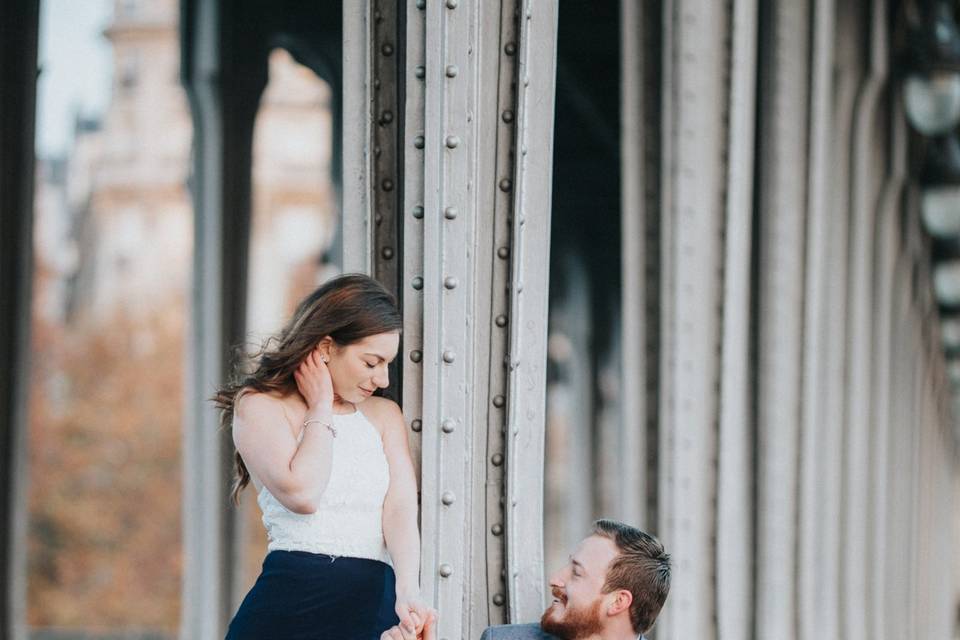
[384,593,437,640]
[293,347,334,409]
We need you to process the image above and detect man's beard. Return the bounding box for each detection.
[540,589,604,639]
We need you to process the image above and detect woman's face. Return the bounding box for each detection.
[324,331,400,405]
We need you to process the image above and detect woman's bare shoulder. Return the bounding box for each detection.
[359,396,404,433]
[234,390,298,431]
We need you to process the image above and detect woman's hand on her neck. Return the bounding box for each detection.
[294,347,335,416]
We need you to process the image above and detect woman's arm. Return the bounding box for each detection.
[232,349,335,514]
[372,398,432,629]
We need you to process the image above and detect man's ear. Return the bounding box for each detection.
[606,589,633,617]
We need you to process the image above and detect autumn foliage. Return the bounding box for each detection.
[27,302,184,634]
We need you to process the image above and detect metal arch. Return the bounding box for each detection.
[658,1,731,637]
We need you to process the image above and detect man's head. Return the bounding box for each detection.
[541,520,671,639]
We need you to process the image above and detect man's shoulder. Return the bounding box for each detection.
[480,623,558,640]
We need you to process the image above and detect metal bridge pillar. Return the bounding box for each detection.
[343,1,559,637]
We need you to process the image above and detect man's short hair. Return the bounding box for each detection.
[591,519,671,635]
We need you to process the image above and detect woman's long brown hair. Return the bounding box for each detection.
[213,273,402,504]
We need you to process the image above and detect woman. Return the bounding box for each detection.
[216,274,434,639]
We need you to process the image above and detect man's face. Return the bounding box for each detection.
[541,535,619,639]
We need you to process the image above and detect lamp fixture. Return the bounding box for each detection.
[904,0,960,135]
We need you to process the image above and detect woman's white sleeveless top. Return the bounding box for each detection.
[256,409,392,564]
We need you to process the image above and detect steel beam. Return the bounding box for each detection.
[841,2,887,637]
[715,1,758,638]
[797,0,835,637]
[0,2,39,638]
[658,1,730,636]
[180,0,266,635]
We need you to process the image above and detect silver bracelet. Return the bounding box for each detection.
[303,418,337,437]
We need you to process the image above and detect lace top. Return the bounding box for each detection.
[256,408,392,564]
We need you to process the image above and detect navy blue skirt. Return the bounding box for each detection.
[226,550,400,640]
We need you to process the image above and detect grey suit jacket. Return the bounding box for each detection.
[479,624,647,640]
[479,623,558,640]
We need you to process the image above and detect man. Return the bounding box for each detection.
[380,519,671,640]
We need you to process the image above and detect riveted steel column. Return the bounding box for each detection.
[402,0,427,483]
[754,3,810,637]
[342,0,402,297]
[841,2,886,637]
[797,0,834,636]
[342,3,374,273]
[502,0,558,622]
[658,1,730,637]
[715,1,758,638]
[620,0,648,529]
[181,0,267,635]
[816,3,864,635]
[867,98,906,639]
[0,2,39,638]
[413,0,557,635]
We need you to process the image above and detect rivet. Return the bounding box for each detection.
[441,418,456,433]
[416,0,425,8]
[374,78,381,89]
[493,395,505,408]
[413,205,424,219]
[491,453,504,466]
[497,246,509,259]
[374,10,383,21]
[415,65,426,79]
[414,135,425,149]
[441,491,456,505]
[502,110,514,123]
[491,523,503,536]
[495,315,508,327]
[444,206,458,220]
[446,0,458,7]
[374,146,382,157]
[381,110,394,124]
[493,593,505,606]
[381,247,394,259]
[446,64,459,78]
[444,276,458,289]
[375,213,383,225]
[411,350,423,363]
[504,42,516,55]
[442,350,456,363]
[521,145,528,155]
[439,564,453,578]
[499,178,512,192]
[381,43,394,56]
[411,419,422,432]
[412,276,424,290]
[445,135,461,149]
[382,178,394,191]
[523,75,530,87]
